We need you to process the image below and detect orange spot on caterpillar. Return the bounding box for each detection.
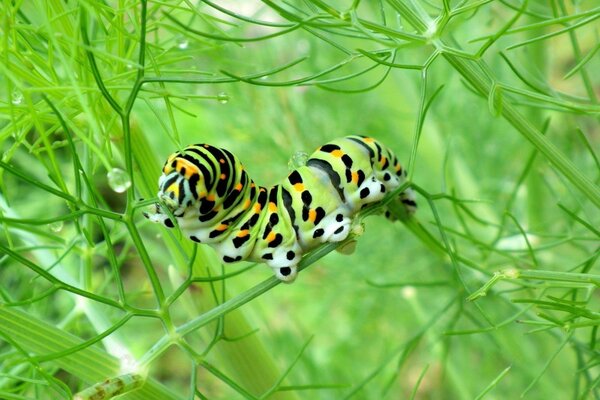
[206,194,216,201]
[216,223,228,231]
[331,149,344,157]
[351,171,359,183]
[293,183,304,192]
[363,137,374,143]
[266,231,276,242]
[243,199,251,209]
[308,208,317,222]
[175,158,199,178]
[235,183,243,191]
[380,156,387,167]
[237,230,249,237]
[220,173,226,180]
[269,202,277,212]
[253,203,262,212]
[219,158,225,164]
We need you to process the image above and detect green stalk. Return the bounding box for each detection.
[0,307,180,400]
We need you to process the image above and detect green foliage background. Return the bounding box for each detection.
[0,1,599,399]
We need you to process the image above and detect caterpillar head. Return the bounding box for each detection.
[157,152,205,215]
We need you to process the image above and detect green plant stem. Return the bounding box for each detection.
[0,307,181,400]
[137,241,341,366]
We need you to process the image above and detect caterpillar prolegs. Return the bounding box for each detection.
[144,136,416,283]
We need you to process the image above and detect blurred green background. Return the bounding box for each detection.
[1,1,599,399]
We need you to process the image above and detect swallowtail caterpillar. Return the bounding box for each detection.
[144,136,416,282]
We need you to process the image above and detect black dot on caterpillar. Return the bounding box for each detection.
[144,135,416,283]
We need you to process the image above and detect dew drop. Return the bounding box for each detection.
[49,221,64,233]
[216,92,229,104]
[178,40,189,50]
[401,286,416,299]
[11,89,23,105]
[287,151,309,170]
[107,168,131,193]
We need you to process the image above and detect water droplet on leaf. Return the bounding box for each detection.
[11,89,23,105]
[216,92,229,104]
[401,286,417,299]
[178,40,189,50]
[49,221,64,233]
[288,151,309,170]
[107,168,131,193]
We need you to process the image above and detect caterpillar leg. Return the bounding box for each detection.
[400,187,417,215]
[309,212,352,244]
[335,239,357,255]
[354,176,388,205]
[384,187,417,221]
[143,204,175,229]
[273,265,298,283]
[258,240,303,283]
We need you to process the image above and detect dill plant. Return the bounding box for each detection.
[0,1,599,399]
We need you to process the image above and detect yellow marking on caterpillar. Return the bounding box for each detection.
[216,223,228,231]
[206,194,216,201]
[254,203,262,212]
[379,156,387,167]
[237,230,249,237]
[308,209,316,222]
[163,155,177,173]
[219,158,225,164]
[266,231,276,242]
[167,183,179,197]
[269,202,277,212]
[220,173,226,180]
[363,137,374,143]
[395,163,402,171]
[293,183,304,192]
[235,183,243,191]
[331,149,344,158]
[243,199,251,209]
[351,171,359,184]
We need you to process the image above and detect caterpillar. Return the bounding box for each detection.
[144,136,416,283]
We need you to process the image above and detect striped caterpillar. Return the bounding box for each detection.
[144,136,416,282]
